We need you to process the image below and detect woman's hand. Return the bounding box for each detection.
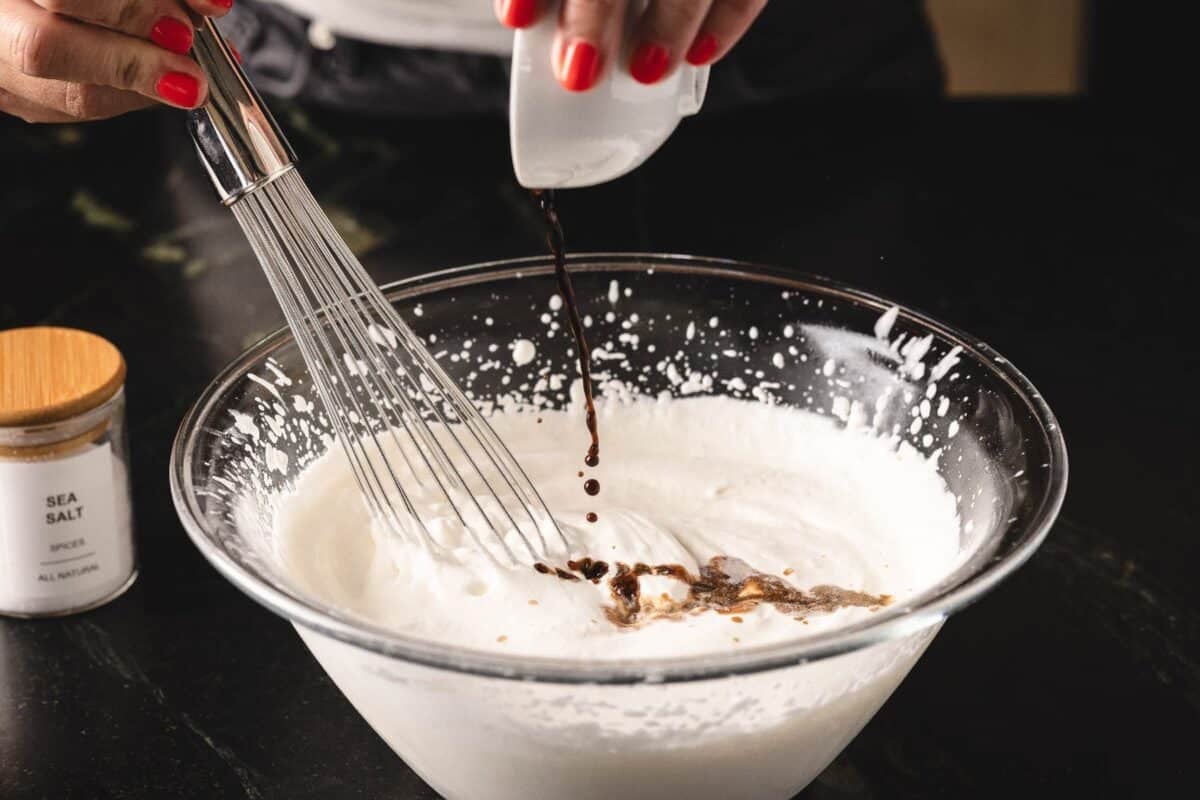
[0,0,232,123]
[496,0,767,91]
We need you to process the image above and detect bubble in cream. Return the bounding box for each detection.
[512,339,536,366]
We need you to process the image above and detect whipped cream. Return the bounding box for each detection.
[274,395,960,659]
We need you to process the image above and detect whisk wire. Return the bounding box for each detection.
[242,198,432,550]
[231,169,565,565]
[280,180,558,563]
[270,190,529,565]
[253,189,454,554]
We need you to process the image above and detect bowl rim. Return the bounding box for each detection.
[170,253,1068,685]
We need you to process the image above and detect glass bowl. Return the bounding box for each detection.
[170,254,1066,800]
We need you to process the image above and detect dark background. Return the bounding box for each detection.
[2,2,1198,798]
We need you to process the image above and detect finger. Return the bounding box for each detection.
[0,83,75,121]
[628,0,713,84]
[183,0,232,17]
[0,63,151,121]
[495,0,548,29]
[31,0,199,54]
[685,0,768,66]
[0,3,207,107]
[35,0,240,27]
[554,0,629,92]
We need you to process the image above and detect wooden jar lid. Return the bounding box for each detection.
[0,327,126,427]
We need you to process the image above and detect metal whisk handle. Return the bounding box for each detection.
[187,18,296,206]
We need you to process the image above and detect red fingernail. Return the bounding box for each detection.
[499,0,537,28]
[686,33,719,66]
[156,72,201,107]
[150,17,193,55]
[212,0,234,9]
[630,42,670,84]
[560,40,600,92]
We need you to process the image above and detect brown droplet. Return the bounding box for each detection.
[730,616,744,624]
[528,599,539,605]
[583,478,600,496]
[536,417,543,424]
[783,567,795,576]
[577,471,584,478]
[567,558,609,582]
[496,635,508,643]
[533,563,550,574]
[586,512,598,523]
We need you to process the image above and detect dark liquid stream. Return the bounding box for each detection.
[526,197,886,616]
[525,198,889,622]
[534,190,602,523]
[534,190,600,471]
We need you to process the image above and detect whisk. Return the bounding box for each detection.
[186,20,567,566]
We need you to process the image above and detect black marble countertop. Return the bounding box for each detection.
[1,98,1196,799]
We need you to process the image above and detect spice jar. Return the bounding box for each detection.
[0,327,136,617]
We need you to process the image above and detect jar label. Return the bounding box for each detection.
[0,443,123,600]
